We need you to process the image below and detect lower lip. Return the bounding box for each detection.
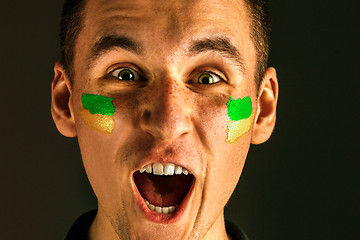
[132,175,195,224]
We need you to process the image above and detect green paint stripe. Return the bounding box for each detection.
[81,94,116,116]
[227,95,252,121]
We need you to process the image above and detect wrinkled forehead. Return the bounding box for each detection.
[82,0,251,49]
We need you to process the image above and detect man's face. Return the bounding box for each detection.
[70,0,258,239]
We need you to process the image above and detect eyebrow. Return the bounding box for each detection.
[87,35,244,72]
[189,36,244,72]
[87,34,143,68]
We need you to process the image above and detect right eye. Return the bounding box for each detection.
[108,68,141,81]
[197,72,221,85]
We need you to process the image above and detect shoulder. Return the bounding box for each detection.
[225,220,249,240]
[64,210,97,240]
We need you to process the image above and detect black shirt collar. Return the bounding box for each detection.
[65,210,248,240]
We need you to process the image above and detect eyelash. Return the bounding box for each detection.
[191,71,225,85]
[107,67,144,82]
[106,66,226,86]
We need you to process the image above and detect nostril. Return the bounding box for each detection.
[139,110,156,135]
[140,110,151,122]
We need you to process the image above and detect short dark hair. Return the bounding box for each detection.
[60,0,86,83]
[243,0,271,90]
[59,0,270,88]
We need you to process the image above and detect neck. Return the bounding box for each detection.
[202,211,230,240]
[89,206,119,240]
[89,206,230,240]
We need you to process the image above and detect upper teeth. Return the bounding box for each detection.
[139,163,190,176]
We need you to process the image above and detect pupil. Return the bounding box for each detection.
[120,70,133,80]
[201,75,211,84]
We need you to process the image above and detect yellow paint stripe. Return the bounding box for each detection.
[226,114,254,143]
[80,109,115,135]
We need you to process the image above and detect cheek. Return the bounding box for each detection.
[225,96,254,143]
[226,114,254,143]
[198,96,251,216]
[80,109,115,134]
[194,95,230,143]
[194,95,254,145]
[79,93,117,135]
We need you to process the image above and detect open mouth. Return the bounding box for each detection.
[133,163,194,214]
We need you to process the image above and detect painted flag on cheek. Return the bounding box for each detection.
[80,94,116,135]
[226,96,254,143]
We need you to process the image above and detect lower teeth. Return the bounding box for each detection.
[144,199,177,214]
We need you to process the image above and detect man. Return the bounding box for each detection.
[51,0,278,239]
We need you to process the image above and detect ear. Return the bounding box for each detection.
[251,67,279,144]
[51,62,77,137]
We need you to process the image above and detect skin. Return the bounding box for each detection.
[51,0,279,239]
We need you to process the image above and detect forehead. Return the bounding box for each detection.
[81,0,251,49]
[86,0,248,32]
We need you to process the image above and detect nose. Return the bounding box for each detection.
[139,79,193,141]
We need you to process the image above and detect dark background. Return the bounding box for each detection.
[1,0,359,239]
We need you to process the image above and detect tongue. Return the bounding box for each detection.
[134,172,192,207]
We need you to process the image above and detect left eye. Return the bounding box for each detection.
[197,73,222,85]
[108,68,140,81]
